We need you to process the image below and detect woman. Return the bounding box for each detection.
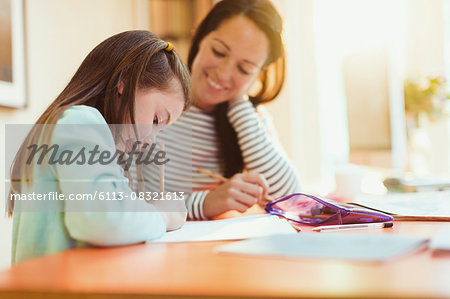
[146,0,301,219]
[9,30,191,263]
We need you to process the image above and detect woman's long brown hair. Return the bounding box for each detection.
[187,0,285,178]
[8,30,191,216]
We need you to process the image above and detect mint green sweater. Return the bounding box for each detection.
[11,106,166,263]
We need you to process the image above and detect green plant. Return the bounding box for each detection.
[404,76,450,126]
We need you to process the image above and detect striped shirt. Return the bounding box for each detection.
[134,100,301,220]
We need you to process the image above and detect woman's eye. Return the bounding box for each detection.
[153,115,159,125]
[212,48,225,57]
[238,66,250,75]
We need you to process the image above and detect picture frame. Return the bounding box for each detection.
[0,0,26,108]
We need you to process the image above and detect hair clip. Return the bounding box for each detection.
[164,41,173,52]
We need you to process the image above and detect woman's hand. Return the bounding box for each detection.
[203,172,269,218]
[228,93,249,107]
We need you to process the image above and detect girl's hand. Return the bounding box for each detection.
[154,198,187,231]
[203,172,269,218]
[160,210,187,231]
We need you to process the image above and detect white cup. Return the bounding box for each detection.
[334,164,365,202]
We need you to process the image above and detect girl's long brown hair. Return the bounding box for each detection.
[187,0,285,178]
[8,30,191,216]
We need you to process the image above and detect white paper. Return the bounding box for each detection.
[147,214,297,243]
[353,191,450,217]
[217,233,429,262]
[430,226,450,251]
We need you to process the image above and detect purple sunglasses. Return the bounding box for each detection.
[265,193,393,226]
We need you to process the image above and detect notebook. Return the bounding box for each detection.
[353,191,450,220]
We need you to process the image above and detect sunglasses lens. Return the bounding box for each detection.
[271,194,339,224]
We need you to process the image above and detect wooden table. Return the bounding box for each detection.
[0,221,449,299]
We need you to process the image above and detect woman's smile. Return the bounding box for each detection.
[205,73,227,91]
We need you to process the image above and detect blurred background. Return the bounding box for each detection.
[1,0,450,269]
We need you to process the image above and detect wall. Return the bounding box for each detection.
[0,0,139,270]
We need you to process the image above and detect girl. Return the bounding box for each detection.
[9,30,191,263]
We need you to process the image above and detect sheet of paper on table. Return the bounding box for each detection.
[216,233,429,262]
[147,214,298,243]
[430,226,450,253]
[352,190,450,218]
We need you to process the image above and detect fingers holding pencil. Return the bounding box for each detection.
[238,172,272,204]
[197,168,273,216]
[197,168,273,202]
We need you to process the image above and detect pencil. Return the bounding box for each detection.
[197,168,227,183]
[312,222,394,232]
[197,168,274,202]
